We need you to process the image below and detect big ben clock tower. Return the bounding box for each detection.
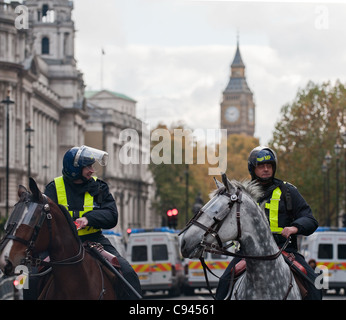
[220,40,255,136]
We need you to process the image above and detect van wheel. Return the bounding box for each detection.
[168,286,181,297]
[183,286,194,296]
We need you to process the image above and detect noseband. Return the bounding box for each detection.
[0,199,52,267]
[0,196,85,269]
[180,187,243,249]
[180,187,290,261]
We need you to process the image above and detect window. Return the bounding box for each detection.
[318,244,333,259]
[42,5,55,23]
[152,244,168,261]
[42,4,49,17]
[338,244,346,260]
[42,37,49,54]
[132,245,147,262]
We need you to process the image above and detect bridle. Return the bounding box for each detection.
[180,185,292,299]
[0,196,85,269]
[180,186,290,261]
[180,187,243,249]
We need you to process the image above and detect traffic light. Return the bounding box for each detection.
[342,214,346,228]
[167,208,178,229]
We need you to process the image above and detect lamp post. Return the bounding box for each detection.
[321,160,327,225]
[185,164,189,223]
[25,121,34,181]
[324,151,332,226]
[1,90,14,218]
[342,131,346,225]
[334,140,342,227]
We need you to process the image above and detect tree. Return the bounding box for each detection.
[149,122,260,228]
[269,81,345,226]
[149,123,202,228]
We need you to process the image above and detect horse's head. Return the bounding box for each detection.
[0,178,51,275]
[180,173,262,259]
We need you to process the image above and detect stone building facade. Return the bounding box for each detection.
[0,0,158,232]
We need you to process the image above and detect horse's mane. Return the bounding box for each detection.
[211,179,263,202]
[57,204,81,241]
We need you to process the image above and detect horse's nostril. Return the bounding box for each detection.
[4,260,13,276]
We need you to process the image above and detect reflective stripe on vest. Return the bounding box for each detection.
[54,176,100,236]
[265,186,283,234]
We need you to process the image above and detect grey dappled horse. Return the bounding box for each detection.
[180,175,301,300]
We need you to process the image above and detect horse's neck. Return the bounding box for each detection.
[239,205,285,271]
[240,205,279,257]
[238,206,293,298]
[49,211,81,262]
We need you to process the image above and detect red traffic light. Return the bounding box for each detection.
[167,208,178,216]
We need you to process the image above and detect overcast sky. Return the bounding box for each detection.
[71,0,346,145]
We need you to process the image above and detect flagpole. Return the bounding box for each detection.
[101,48,105,90]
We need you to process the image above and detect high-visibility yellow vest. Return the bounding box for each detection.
[264,186,284,234]
[54,176,101,236]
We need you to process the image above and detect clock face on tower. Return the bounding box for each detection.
[225,106,239,123]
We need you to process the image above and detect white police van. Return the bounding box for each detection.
[300,227,346,294]
[182,252,232,295]
[102,230,126,257]
[126,227,184,296]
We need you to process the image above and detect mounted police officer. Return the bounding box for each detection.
[215,146,322,300]
[44,145,141,299]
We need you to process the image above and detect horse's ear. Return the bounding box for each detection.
[29,177,44,203]
[18,185,28,199]
[213,177,224,189]
[221,173,230,192]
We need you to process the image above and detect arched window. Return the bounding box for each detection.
[42,37,49,54]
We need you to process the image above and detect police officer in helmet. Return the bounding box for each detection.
[215,146,322,300]
[45,145,141,299]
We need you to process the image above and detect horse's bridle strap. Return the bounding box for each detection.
[5,234,30,246]
[204,236,291,261]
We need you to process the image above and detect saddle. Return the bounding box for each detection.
[230,252,308,299]
[83,241,122,271]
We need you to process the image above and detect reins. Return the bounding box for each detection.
[180,184,293,299]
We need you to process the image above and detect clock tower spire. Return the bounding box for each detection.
[220,39,255,137]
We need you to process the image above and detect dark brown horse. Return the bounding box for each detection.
[0,178,122,299]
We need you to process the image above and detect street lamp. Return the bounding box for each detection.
[334,140,342,227]
[185,164,189,223]
[324,151,332,226]
[342,131,346,225]
[1,90,14,219]
[25,121,34,181]
[321,160,327,225]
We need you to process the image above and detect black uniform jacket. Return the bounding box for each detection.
[259,178,318,250]
[44,176,118,239]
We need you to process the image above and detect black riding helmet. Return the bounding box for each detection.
[248,146,277,182]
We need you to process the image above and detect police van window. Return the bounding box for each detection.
[318,244,333,259]
[132,245,147,262]
[338,244,346,259]
[152,244,168,261]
